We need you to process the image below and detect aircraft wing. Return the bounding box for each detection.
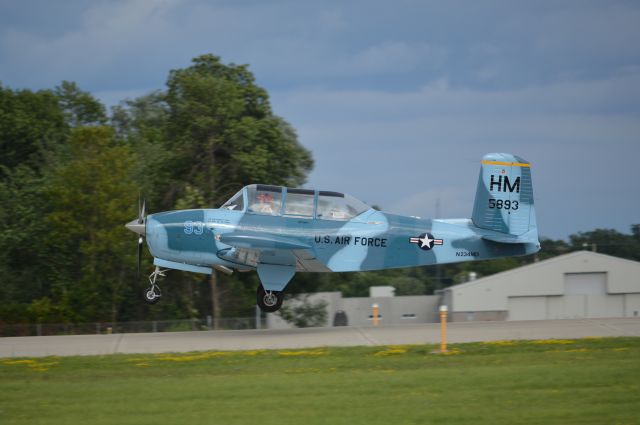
[217,232,330,279]
[217,233,311,250]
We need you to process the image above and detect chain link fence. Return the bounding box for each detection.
[0,317,258,337]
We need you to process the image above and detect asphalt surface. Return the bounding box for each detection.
[1,318,639,358]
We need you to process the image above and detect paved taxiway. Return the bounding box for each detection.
[1,318,639,358]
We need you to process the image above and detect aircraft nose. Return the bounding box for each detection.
[125,219,145,236]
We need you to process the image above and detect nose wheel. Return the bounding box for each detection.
[143,267,167,304]
[143,284,162,304]
[257,286,284,312]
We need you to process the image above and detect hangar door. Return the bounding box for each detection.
[507,297,547,321]
[564,272,606,295]
[508,273,623,320]
[563,272,623,318]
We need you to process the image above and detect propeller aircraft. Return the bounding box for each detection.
[126,153,540,312]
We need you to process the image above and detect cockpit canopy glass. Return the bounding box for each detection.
[284,188,314,217]
[224,184,371,220]
[221,189,244,211]
[247,185,282,215]
[316,191,369,220]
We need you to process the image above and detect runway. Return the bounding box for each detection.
[1,318,639,358]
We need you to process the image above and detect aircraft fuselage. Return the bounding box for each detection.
[145,208,538,274]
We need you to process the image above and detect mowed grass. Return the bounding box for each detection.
[1,337,639,425]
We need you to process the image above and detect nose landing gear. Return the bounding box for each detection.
[143,267,167,304]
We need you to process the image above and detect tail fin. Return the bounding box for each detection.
[471,153,538,242]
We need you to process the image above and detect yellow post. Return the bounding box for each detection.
[439,305,448,353]
[372,303,379,326]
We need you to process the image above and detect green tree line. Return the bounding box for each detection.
[0,55,313,325]
[1,54,638,326]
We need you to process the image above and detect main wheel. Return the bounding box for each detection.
[256,286,284,312]
[143,285,162,305]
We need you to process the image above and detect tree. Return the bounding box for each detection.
[538,238,571,260]
[278,295,328,328]
[164,54,313,207]
[0,165,51,323]
[159,54,313,327]
[55,81,107,127]
[569,227,640,261]
[0,85,67,172]
[391,276,429,295]
[0,82,133,325]
[0,85,69,324]
[43,126,138,323]
[632,224,640,242]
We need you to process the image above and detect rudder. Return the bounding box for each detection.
[471,153,537,238]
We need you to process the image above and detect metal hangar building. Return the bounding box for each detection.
[442,251,640,322]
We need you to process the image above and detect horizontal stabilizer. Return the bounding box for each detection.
[479,228,539,244]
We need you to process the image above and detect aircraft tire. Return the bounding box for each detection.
[256,286,283,313]
[143,286,162,305]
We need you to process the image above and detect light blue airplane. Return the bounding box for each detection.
[126,153,539,312]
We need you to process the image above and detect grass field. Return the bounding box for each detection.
[1,337,639,425]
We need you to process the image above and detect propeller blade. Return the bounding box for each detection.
[137,236,143,278]
[133,195,147,279]
[138,198,146,224]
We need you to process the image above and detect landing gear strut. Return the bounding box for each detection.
[256,285,284,313]
[143,267,167,304]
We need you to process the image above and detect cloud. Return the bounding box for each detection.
[275,72,640,123]
[270,71,640,237]
[1,0,639,237]
[3,0,640,93]
[241,38,446,84]
[0,0,185,89]
[0,0,446,91]
[532,3,640,60]
[317,7,348,32]
[344,41,445,75]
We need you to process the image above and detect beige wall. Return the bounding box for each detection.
[507,294,626,321]
[449,252,640,313]
[451,311,507,322]
[625,294,640,317]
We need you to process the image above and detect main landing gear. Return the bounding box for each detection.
[143,267,167,304]
[256,286,284,313]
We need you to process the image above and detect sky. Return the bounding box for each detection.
[1,0,639,239]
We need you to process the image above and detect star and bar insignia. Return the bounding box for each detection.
[409,232,444,250]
